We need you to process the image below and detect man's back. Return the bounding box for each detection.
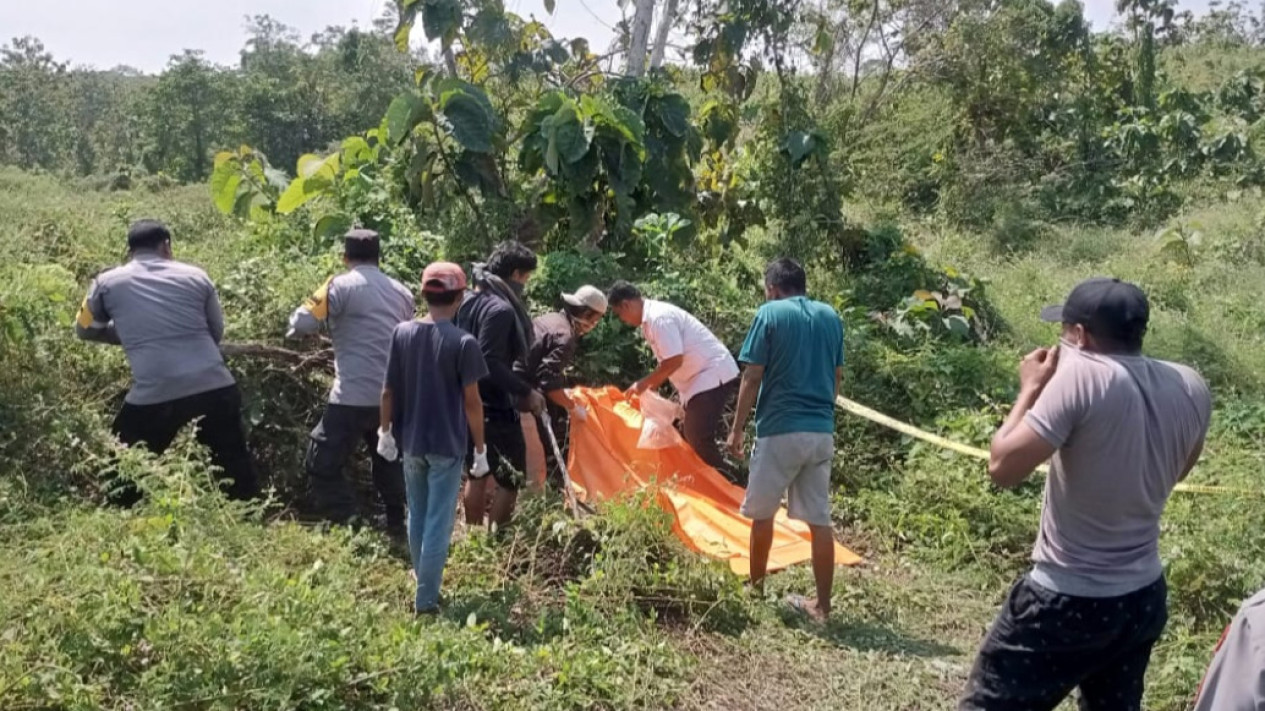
[455,290,523,416]
[81,254,233,405]
[640,299,737,403]
[741,296,844,437]
[323,266,415,407]
[386,320,486,459]
[1026,346,1212,596]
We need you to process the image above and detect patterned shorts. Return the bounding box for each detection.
[959,574,1168,711]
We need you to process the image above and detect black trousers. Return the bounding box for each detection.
[959,575,1168,711]
[683,378,739,484]
[467,411,528,491]
[110,384,259,505]
[305,403,404,531]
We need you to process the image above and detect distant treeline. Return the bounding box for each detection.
[0,16,424,183]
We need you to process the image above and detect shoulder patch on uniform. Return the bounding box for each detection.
[304,276,334,321]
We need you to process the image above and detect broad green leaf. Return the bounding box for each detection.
[423,0,462,43]
[701,100,738,146]
[393,8,416,53]
[784,131,820,167]
[209,162,243,214]
[437,80,500,134]
[313,213,353,241]
[945,315,972,339]
[342,136,372,164]
[232,188,256,219]
[440,92,494,153]
[276,178,314,215]
[548,103,591,166]
[297,154,324,180]
[453,151,503,196]
[386,92,429,146]
[651,94,691,138]
[812,25,834,57]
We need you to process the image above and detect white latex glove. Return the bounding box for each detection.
[376,427,398,462]
[471,445,490,478]
[570,404,588,422]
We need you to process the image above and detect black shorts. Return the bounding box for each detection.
[959,574,1168,711]
[469,414,527,491]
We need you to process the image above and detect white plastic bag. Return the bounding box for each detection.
[637,391,684,450]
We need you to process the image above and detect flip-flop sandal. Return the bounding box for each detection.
[786,594,827,623]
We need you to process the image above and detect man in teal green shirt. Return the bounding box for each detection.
[727,258,845,622]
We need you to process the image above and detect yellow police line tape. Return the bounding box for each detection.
[834,396,1254,497]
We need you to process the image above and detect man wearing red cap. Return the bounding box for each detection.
[377,262,488,614]
[960,277,1212,711]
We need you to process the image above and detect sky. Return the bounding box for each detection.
[0,0,1221,74]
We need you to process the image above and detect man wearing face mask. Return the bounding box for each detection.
[516,285,608,492]
[959,278,1212,711]
[456,240,544,526]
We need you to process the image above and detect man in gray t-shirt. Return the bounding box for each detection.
[76,220,257,504]
[960,278,1212,711]
[287,229,415,535]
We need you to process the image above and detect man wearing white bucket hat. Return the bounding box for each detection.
[516,285,607,491]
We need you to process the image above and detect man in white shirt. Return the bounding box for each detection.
[608,281,740,482]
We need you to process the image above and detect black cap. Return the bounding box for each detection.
[127,219,172,250]
[1040,277,1149,342]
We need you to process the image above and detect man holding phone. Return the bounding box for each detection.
[960,278,1212,711]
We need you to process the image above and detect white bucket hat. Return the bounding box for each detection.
[562,285,608,315]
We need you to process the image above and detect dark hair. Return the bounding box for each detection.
[344,234,381,263]
[424,289,463,307]
[563,301,599,321]
[127,219,172,251]
[486,240,537,280]
[607,280,641,307]
[1087,325,1146,355]
[764,258,807,295]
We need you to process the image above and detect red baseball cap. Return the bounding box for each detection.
[421,262,467,293]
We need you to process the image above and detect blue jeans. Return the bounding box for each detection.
[402,454,464,612]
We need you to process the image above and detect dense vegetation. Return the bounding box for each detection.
[3,0,1265,708]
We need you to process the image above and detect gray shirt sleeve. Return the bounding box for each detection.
[1025,361,1092,448]
[1193,592,1265,711]
[287,277,333,339]
[74,277,120,345]
[205,279,226,345]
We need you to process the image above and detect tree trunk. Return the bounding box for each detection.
[626,0,656,77]
[649,0,679,69]
[443,46,459,78]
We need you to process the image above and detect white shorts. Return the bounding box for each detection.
[740,432,834,526]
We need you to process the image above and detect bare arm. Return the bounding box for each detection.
[545,389,576,411]
[987,390,1056,489]
[464,382,485,450]
[634,354,684,393]
[731,364,765,435]
[379,387,394,432]
[834,366,842,400]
